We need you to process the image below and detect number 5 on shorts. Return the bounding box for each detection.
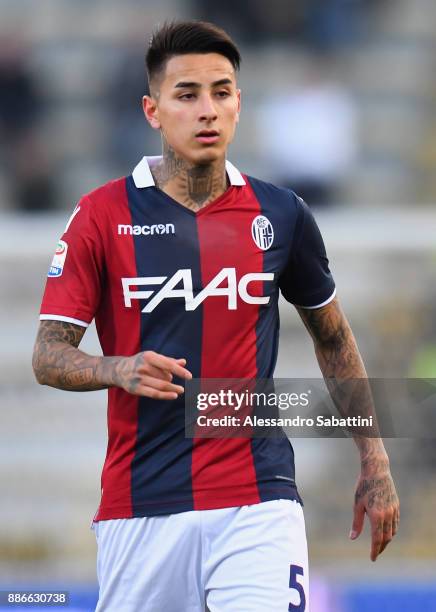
[289,564,306,611]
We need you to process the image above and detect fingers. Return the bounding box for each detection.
[140,352,193,380]
[379,506,400,555]
[370,508,399,561]
[350,506,397,562]
[350,502,365,540]
[143,375,185,395]
[351,471,400,562]
[392,507,400,537]
[378,520,393,555]
[137,385,180,401]
[126,351,193,399]
[131,376,186,400]
[117,352,193,399]
[146,364,173,382]
[370,516,384,562]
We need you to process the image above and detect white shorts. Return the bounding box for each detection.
[93,499,309,612]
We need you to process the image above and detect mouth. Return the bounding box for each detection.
[195,130,220,145]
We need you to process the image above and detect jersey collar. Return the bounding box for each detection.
[132,155,246,188]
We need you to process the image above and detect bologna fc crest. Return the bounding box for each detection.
[251,215,274,251]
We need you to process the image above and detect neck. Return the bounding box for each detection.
[150,144,228,211]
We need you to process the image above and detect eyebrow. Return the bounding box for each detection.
[174,78,233,89]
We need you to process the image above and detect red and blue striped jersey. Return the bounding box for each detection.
[40,156,336,520]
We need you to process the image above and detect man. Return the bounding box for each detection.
[33,21,399,611]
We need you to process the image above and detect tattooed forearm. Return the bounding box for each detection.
[32,321,189,397]
[300,303,401,558]
[297,298,365,378]
[297,297,386,459]
[32,320,120,391]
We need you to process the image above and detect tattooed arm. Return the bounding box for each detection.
[296,297,400,561]
[32,320,191,397]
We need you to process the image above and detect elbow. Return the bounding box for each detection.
[32,349,46,385]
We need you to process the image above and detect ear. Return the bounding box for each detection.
[236,89,241,122]
[142,95,161,130]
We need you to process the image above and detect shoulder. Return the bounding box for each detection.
[83,176,127,211]
[244,174,304,220]
[63,176,127,237]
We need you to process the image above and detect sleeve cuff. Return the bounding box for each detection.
[294,287,336,310]
[39,314,89,327]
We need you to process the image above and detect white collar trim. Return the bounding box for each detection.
[132,156,246,188]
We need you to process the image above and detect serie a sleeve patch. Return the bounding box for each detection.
[48,240,68,278]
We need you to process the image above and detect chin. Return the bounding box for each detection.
[191,147,223,165]
[173,143,225,166]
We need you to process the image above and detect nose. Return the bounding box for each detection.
[198,94,218,122]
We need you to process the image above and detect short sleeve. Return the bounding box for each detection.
[39,195,104,327]
[279,196,336,309]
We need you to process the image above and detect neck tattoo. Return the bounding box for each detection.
[151,146,228,211]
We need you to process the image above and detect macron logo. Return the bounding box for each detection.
[118,223,175,236]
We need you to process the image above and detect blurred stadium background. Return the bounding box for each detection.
[0,0,435,610]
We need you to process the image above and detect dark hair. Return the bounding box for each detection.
[146,21,241,85]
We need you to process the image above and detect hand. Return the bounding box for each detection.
[113,350,192,399]
[350,453,400,561]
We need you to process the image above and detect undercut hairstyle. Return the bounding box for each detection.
[146,21,241,87]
